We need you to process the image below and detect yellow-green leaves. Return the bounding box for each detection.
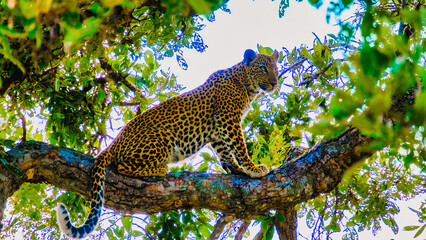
[404,201,426,238]
[187,0,220,15]
[62,17,102,47]
[0,37,25,72]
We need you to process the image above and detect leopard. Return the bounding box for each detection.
[57,49,279,239]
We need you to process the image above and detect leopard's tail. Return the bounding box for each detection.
[56,150,111,239]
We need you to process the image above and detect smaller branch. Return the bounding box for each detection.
[235,220,250,240]
[208,215,233,240]
[148,225,161,237]
[19,113,26,142]
[98,57,146,100]
[312,32,322,44]
[40,66,59,80]
[278,57,307,80]
[274,208,297,240]
[253,226,265,240]
[312,209,325,240]
[117,102,142,106]
[299,61,334,86]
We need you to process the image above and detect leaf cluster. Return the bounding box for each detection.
[0,0,223,152]
[282,1,425,239]
[404,200,426,238]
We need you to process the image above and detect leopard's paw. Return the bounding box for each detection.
[244,164,269,178]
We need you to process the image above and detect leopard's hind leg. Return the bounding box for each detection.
[117,135,170,178]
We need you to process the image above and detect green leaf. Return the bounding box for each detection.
[55,79,60,92]
[342,0,354,6]
[306,209,315,229]
[20,0,37,19]
[301,48,311,60]
[389,218,399,235]
[308,0,323,8]
[360,43,391,79]
[414,224,426,238]
[198,224,211,237]
[183,211,192,225]
[122,216,132,233]
[404,225,420,231]
[275,211,286,222]
[261,218,271,231]
[325,222,340,232]
[187,0,216,15]
[329,91,358,121]
[198,162,208,172]
[170,210,179,220]
[265,225,274,240]
[113,226,124,238]
[258,45,266,54]
[63,18,101,44]
[97,89,106,102]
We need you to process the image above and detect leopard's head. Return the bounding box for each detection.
[243,49,279,93]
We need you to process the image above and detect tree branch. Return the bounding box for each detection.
[2,127,372,221]
[208,215,232,240]
[99,58,136,92]
[274,208,297,240]
[235,220,250,240]
[299,61,335,86]
[0,64,26,98]
[253,225,265,240]
[278,57,307,80]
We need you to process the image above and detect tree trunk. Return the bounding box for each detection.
[275,208,298,240]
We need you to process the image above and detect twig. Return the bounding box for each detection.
[117,102,142,106]
[19,113,26,142]
[98,57,147,100]
[278,57,307,80]
[312,32,322,44]
[235,220,250,240]
[253,225,266,240]
[298,61,335,86]
[208,214,233,240]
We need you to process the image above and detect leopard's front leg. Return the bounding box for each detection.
[211,140,246,176]
[214,119,269,178]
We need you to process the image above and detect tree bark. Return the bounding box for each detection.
[1,128,372,221]
[275,208,298,240]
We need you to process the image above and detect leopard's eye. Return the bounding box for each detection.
[260,66,268,73]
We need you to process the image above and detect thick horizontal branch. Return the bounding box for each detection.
[2,128,372,219]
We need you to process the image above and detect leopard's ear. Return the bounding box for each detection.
[244,49,256,66]
[272,51,279,61]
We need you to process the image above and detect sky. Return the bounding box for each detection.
[160,0,424,239]
[163,0,341,90]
